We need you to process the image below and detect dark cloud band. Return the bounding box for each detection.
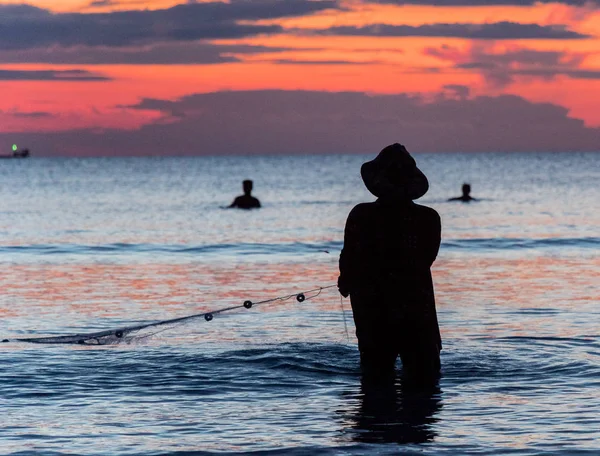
[368,0,599,6]
[0,43,296,65]
[6,90,599,155]
[0,69,109,81]
[315,22,588,39]
[0,1,339,50]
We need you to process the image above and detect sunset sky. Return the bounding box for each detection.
[1,0,599,155]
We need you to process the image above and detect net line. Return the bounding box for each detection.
[3,285,337,346]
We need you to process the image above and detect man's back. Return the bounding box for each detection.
[340,199,441,282]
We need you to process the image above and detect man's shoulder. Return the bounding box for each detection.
[412,203,441,221]
[348,202,377,218]
[231,195,245,206]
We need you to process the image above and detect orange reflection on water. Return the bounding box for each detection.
[0,261,339,320]
[2,255,597,344]
[433,254,600,340]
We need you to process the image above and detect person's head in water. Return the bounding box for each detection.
[360,143,429,201]
[462,183,471,197]
[243,179,253,196]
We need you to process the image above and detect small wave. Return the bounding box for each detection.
[0,343,358,401]
[442,236,600,251]
[493,335,598,347]
[0,241,343,257]
[1,237,597,258]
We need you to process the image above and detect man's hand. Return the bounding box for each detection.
[337,276,349,298]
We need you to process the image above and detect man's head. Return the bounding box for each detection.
[243,180,253,195]
[462,183,471,196]
[360,143,429,200]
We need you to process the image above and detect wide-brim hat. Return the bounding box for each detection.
[360,143,429,200]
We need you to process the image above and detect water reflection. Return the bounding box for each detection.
[341,375,443,444]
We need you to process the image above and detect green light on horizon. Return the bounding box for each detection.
[12,144,17,151]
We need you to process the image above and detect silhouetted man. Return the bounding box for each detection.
[228,180,261,209]
[449,183,476,202]
[338,143,442,384]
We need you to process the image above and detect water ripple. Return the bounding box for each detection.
[1,236,598,258]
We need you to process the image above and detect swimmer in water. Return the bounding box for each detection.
[448,183,476,202]
[228,179,261,209]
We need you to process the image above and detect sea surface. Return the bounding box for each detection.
[0,153,598,455]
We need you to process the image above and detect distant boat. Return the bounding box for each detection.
[0,148,30,159]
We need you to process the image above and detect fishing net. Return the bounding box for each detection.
[4,285,337,346]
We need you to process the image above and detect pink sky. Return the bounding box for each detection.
[1,0,599,155]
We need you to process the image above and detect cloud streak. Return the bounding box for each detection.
[0,69,109,81]
[269,58,380,64]
[0,43,297,65]
[0,1,339,51]
[425,43,600,86]
[1,109,54,119]
[367,0,600,6]
[315,22,588,39]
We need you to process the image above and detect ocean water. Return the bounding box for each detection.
[0,153,598,455]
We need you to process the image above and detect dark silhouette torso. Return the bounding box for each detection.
[230,195,261,209]
[339,198,442,380]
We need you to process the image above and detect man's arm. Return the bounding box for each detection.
[338,206,367,297]
[424,209,442,266]
[228,197,239,208]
